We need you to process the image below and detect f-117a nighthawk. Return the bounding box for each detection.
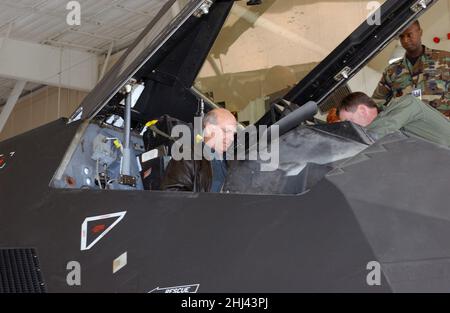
[1,0,449,293]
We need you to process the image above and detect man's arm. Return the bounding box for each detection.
[372,68,393,108]
[434,50,450,116]
[160,159,195,192]
[366,95,423,139]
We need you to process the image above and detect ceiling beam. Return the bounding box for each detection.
[0,80,26,133]
[0,37,98,91]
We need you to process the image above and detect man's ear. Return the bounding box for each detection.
[357,104,368,116]
[203,124,211,137]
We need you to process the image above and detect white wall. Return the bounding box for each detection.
[0,38,98,92]
[0,86,87,141]
[348,66,385,97]
[421,0,450,51]
[0,43,127,141]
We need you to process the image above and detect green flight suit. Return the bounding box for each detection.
[367,95,450,147]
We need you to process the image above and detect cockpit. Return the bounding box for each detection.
[49,0,446,195]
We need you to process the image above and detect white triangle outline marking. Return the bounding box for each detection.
[80,211,126,251]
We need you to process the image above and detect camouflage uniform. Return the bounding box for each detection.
[372,46,450,117]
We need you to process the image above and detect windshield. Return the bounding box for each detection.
[194,0,386,125]
[72,0,204,121]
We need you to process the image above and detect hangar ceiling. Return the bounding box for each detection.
[0,0,168,106]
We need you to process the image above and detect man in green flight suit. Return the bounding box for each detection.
[337,92,450,148]
[372,20,449,117]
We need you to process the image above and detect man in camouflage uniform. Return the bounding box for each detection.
[372,21,449,117]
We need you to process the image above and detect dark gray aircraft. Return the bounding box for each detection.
[1,0,449,293]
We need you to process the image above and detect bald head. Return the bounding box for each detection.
[203,108,237,153]
[203,108,236,127]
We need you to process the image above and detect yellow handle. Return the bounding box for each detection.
[145,120,158,127]
[113,139,122,149]
[195,134,204,144]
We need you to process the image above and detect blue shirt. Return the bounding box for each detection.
[210,158,227,193]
